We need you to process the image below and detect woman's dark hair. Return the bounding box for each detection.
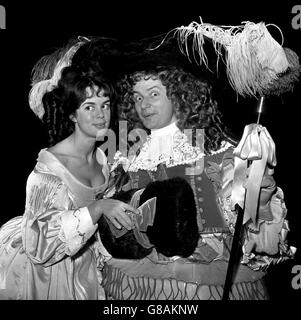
[98,176,199,259]
[117,65,236,153]
[42,65,116,146]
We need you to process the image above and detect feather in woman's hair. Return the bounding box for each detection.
[30,36,88,86]
[29,36,90,119]
[30,38,76,85]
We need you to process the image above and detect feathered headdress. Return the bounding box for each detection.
[28,36,90,119]
[168,18,300,97]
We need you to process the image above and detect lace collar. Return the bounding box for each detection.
[128,122,205,172]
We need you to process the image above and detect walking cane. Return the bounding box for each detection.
[222,96,265,300]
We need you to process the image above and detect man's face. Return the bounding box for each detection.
[133,78,177,130]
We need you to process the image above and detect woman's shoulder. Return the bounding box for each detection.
[27,155,65,195]
[36,143,72,180]
[47,141,71,168]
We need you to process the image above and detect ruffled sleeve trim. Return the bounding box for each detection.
[58,207,98,256]
[241,187,296,270]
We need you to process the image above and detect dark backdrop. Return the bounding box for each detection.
[0,0,300,303]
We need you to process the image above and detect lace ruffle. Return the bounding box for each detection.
[128,130,204,171]
[126,133,232,172]
[58,207,98,256]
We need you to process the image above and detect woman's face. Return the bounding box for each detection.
[72,86,111,138]
[132,78,177,130]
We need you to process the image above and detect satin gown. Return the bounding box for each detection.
[0,148,111,300]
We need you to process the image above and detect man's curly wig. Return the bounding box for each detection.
[117,65,236,154]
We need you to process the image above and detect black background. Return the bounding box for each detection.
[0,0,300,306]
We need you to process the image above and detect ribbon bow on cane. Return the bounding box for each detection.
[231,123,277,226]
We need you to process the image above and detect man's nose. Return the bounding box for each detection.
[141,98,151,109]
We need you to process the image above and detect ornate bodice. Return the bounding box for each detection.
[128,154,231,233]
[36,148,110,207]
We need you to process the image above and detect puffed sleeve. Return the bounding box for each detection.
[218,148,295,270]
[21,170,98,266]
[241,185,295,270]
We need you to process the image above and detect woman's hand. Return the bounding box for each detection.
[88,199,139,230]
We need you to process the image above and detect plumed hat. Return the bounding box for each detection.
[28,18,300,119]
[71,34,213,80]
[71,19,301,98]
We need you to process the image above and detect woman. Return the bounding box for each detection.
[100,65,293,300]
[0,65,138,300]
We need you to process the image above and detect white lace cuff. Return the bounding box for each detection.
[59,207,98,256]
